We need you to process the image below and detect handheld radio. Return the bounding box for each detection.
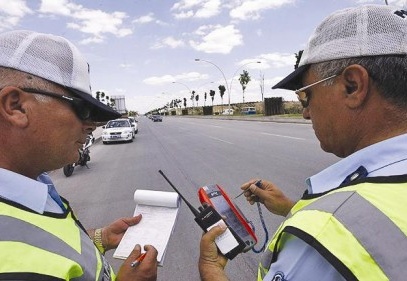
[159,170,252,260]
[198,184,257,252]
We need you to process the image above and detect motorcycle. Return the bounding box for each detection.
[63,134,95,177]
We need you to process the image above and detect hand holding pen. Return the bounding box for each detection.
[131,252,147,267]
[238,179,295,217]
[235,180,262,199]
[116,244,158,281]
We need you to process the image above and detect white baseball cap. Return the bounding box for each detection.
[0,30,121,121]
[273,5,407,90]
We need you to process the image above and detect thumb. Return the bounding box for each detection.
[249,184,265,200]
[125,244,142,265]
[203,221,227,242]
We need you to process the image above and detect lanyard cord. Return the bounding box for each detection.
[250,201,269,253]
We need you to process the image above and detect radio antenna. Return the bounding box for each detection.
[159,170,200,217]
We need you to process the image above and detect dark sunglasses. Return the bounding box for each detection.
[21,88,92,120]
[294,74,338,108]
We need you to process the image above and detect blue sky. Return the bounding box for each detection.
[0,0,403,113]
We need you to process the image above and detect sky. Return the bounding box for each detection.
[0,0,405,114]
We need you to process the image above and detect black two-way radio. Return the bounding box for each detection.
[159,170,247,260]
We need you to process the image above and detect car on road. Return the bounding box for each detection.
[151,115,163,122]
[102,119,134,144]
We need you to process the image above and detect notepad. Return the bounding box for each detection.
[113,189,180,266]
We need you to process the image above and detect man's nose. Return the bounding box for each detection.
[302,107,311,120]
[83,120,97,132]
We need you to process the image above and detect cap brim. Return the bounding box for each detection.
[272,65,308,90]
[70,89,122,122]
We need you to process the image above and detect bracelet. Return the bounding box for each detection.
[94,228,106,254]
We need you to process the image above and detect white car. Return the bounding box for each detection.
[102,119,134,144]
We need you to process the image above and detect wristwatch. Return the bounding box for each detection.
[94,228,106,254]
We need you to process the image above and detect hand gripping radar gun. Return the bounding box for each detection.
[198,184,257,253]
[159,170,257,260]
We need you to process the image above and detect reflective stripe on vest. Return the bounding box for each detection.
[258,180,407,281]
[0,200,114,281]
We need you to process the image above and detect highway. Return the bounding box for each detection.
[50,116,339,280]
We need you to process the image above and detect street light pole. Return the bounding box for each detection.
[195,59,261,112]
[195,59,231,112]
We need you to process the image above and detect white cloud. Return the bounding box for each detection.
[133,13,155,24]
[172,0,221,19]
[230,0,295,20]
[39,0,132,43]
[190,24,243,54]
[144,72,208,85]
[258,52,296,69]
[0,0,32,31]
[152,36,185,49]
[39,0,73,16]
[173,10,194,19]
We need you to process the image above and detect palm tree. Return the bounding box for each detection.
[209,90,215,106]
[239,70,251,103]
[218,85,226,110]
[195,94,199,107]
[191,90,195,107]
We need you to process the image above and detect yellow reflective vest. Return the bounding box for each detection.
[0,197,115,281]
[258,177,407,281]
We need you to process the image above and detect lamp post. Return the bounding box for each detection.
[195,59,230,111]
[195,59,261,112]
[172,81,193,115]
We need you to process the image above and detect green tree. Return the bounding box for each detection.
[95,91,114,108]
[191,90,195,107]
[195,94,199,107]
[209,90,215,106]
[239,70,251,103]
[218,85,226,110]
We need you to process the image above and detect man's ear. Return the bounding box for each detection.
[341,64,370,109]
[0,88,29,127]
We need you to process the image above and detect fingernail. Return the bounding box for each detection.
[219,221,227,230]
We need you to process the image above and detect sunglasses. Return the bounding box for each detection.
[21,88,93,120]
[294,74,338,108]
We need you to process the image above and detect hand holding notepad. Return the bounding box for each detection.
[113,189,180,266]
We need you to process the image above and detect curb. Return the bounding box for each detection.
[169,115,311,124]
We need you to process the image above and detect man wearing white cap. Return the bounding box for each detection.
[199,5,407,281]
[0,30,157,280]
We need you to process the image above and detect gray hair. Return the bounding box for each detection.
[311,55,407,107]
[0,66,53,102]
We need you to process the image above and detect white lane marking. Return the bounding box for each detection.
[208,136,234,144]
[261,132,305,140]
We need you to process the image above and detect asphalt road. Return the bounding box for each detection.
[50,116,339,281]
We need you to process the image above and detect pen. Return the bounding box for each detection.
[234,180,262,199]
[130,252,147,267]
